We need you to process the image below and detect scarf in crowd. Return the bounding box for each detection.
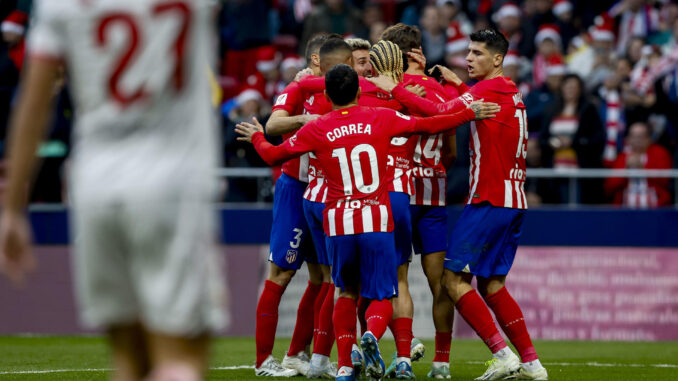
[599,87,624,167]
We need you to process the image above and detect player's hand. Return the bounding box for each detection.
[294,68,314,82]
[0,211,35,287]
[405,84,427,98]
[429,65,462,86]
[407,47,427,71]
[299,114,320,125]
[235,117,265,143]
[468,99,500,120]
[366,75,397,92]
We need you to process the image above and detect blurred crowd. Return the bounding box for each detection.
[1,0,677,207]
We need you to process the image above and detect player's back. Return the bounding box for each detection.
[30,0,217,200]
[465,77,528,209]
[300,106,409,236]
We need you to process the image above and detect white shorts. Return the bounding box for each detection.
[71,195,227,337]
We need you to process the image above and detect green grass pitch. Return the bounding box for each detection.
[1,336,677,380]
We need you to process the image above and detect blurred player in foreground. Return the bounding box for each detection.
[370,29,548,380]
[236,64,498,381]
[0,1,226,380]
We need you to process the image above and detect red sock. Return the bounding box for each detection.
[484,287,538,362]
[256,280,285,367]
[455,290,507,354]
[357,296,370,336]
[365,299,393,340]
[313,283,335,356]
[333,297,357,369]
[434,331,452,363]
[313,282,330,343]
[390,318,413,358]
[287,281,322,357]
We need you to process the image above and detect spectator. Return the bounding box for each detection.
[540,73,606,203]
[552,0,578,51]
[223,88,274,202]
[444,22,469,72]
[605,122,673,208]
[568,15,617,91]
[493,2,530,57]
[525,54,565,133]
[532,24,563,88]
[369,20,387,44]
[355,1,383,40]
[280,55,306,84]
[438,0,473,35]
[300,0,363,54]
[610,0,661,56]
[420,5,446,67]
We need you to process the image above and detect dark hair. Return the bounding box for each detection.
[469,29,509,57]
[380,23,421,54]
[325,64,359,106]
[305,33,342,63]
[319,37,352,58]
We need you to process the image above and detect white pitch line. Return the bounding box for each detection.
[1,361,676,375]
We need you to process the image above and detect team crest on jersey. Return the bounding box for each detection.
[395,111,411,120]
[274,93,288,106]
[460,93,474,106]
[286,249,298,264]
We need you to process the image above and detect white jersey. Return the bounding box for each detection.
[28,0,218,202]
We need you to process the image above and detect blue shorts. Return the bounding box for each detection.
[410,205,448,255]
[444,203,525,278]
[326,232,398,300]
[303,199,330,266]
[390,192,413,266]
[269,173,316,270]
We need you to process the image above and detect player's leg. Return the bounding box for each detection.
[422,252,454,379]
[359,232,398,381]
[108,323,151,381]
[327,234,360,381]
[442,204,519,380]
[126,195,227,380]
[412,204,452,378]
[145,332,209,381]
[257,174,310,376]
[385,192,415,379]
[475,209,547,380]
[71,200,151,380]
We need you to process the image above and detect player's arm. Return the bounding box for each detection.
[265,109,318,136]
[0,57,60,285]
[430,64,470,93]
[236,118,310,166]
[298,75,325,94]
[368,75,468,116]
[412,100,499,134]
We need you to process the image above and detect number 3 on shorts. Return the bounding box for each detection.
[290,228,303,249]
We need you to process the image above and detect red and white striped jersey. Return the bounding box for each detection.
[251,105,475,236]
[298,76,415,195]
[272,81,310,182]
[302,91,332,202]
[392,77,529,210]
[403,74,459,206]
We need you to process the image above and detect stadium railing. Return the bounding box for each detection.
[216,167,678,207]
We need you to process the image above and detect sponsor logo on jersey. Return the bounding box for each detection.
[286,249,298,264]
[274,93,288,106]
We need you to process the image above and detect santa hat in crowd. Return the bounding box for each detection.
[256,46,282,73]
[503,50,520,67]
[1,10,28,35]
[545,54,567,76]
[552,0,573,17]
[445,23,469,54]
[535,24,562,47]
[492,2,521,23]
[590,13,616,42]
[236,87,264,106]
[280,55,305,73]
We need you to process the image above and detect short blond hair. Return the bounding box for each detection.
[345,38,371,52]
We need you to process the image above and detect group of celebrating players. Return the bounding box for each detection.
[236,24,549,381]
